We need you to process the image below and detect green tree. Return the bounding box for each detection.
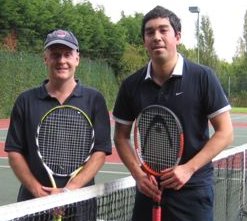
[178,43,197,62]
[0,0,129,78]
[117,44,147,84]
[243,10,247,52]
[234,10,247,59]
[234,37,246,58]
[229,56,247,106]
[198,15,218,68]
[0,0,74,51]
[225,9,247,107]
[118,13,143,46]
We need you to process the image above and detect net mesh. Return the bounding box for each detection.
[0,176,136,221]
[213,144,247,221]
[1,144,247,221]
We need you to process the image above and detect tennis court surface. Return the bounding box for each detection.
[0,113,247,220]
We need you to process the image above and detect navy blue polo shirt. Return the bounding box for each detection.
[113,54,231,186]
[5,80,112,188]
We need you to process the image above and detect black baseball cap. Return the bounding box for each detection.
[44,29,79,50]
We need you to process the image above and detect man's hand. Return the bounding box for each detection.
[136,174,162,202]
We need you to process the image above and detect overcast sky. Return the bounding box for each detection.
[75,0,247,62]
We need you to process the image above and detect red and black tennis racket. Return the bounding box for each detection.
[134,105,184,221]
[36,105,94,220]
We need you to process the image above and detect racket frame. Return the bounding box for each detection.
[134,105,184,176]
[36,104,94,185]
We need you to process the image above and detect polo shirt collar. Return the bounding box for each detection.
[38,79,83,99]
[145,53,184,80]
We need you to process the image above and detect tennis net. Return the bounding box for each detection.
[0,176,136,221]
[213,144,247,221]
[0,144,247,221]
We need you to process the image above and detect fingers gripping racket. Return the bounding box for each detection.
[134,105,184,221]
[36,105,94,221]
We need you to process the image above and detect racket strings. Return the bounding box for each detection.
[37,107,94,175]
[138,108,181,173]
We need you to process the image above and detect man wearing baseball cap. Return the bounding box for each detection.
[5,29,112,220]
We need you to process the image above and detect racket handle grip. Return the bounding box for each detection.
[152,202,162,221]
[54,216,62,221]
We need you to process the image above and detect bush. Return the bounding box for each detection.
[230,91,247,107]
[0,50,118,118]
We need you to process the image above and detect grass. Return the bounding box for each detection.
[231,107,247,113]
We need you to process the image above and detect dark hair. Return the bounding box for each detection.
[141,6,181,39]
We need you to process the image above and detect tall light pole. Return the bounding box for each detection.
[189,6,200,63]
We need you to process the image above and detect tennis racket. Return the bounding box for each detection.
[36,105,94,221]
[134,105,184,221]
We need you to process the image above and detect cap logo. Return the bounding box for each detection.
[55,30,67,38]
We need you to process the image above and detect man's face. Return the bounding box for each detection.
[143,17,181,62]
[44,44,80,82]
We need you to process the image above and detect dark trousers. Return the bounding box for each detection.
[132,185,214,221]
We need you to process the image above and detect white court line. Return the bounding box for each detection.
[0,158,123,163]
[0,165,10,168]
[99,170,130,175]
[0,157,7,159]
[0,165,130,175]
[231,115,247,120]
[105,162,123,165]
